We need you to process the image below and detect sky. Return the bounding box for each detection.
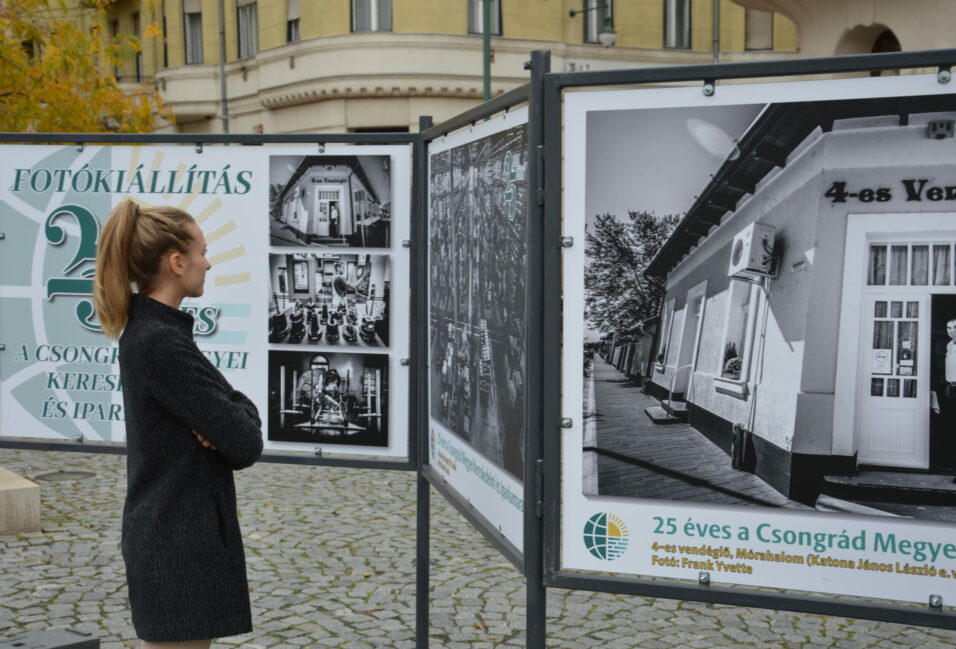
[585,103,765,222]
[582,102,766,341]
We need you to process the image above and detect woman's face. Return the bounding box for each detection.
[180,222,211,298]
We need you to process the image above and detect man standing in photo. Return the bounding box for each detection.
[329,201,340,238]
[931,317,956,482]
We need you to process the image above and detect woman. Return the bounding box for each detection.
[93,199,263,648]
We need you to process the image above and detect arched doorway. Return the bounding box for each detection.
[835,25,901,75]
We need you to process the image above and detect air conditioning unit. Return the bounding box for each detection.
[728,222,775,280]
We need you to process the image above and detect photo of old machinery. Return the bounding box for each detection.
[269,155,391,248]
[268,351,388,446]
[268,253,389,347]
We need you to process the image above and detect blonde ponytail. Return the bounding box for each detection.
[94,199,196,338]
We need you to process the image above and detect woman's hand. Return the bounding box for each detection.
[192,430,218,450]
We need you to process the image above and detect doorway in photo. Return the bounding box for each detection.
[930,293,956,472]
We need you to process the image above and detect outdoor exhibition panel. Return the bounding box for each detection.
[548,50,956,627]
[0,140,414,466]
[424,106,532,563]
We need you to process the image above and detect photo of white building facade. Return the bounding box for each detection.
[644,93,956,505]
[270,155,391,247]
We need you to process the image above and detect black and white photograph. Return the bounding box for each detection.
[268,350,388,446]
[269,155,391,247]
[268,252,389,347]
[429,123,528,480]
[581,93,956,523]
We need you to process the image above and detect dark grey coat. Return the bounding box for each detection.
[119,294,263,642]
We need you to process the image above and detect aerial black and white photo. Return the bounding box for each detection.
[429,123,528,480]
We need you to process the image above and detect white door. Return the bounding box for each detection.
[858,294,929,468]
[312,186,342,237]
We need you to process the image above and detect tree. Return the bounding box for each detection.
[0,0,170,132]
[584,210,680,338]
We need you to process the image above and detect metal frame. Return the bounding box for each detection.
[541,48,956,630]
[4,45,956,646]
[415,50,550,649]
[417,74,534,572]
[0,133,414,145]
[413,115,433,649]
[0,130,418,472]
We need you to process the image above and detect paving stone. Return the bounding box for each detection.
[1,448,955,648]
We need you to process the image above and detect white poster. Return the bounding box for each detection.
[427,108,530,550]
[562,73,956,605]
[0,144,411,459]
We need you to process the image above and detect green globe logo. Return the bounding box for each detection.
[583,512,630,561]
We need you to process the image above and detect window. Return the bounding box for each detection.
[468,0,501,36]
[162,15,168,67]
[132,12,142,81]
[352,0,392,32]
[663,0,690,49]
[744,9,773,50]
[21,39,37,60]
[184,0,203,64]
[110,20,120,79]
[237,0,258,59]
[721,280,756,381]
[656,299,676,368]
[287,0,300,42]
[867,242,954,287]
[583,0,612,44]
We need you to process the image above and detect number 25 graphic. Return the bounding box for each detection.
[45,204,101,331]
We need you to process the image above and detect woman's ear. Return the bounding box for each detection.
[165,249,186,277]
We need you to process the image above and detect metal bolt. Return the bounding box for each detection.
[702,83,716,97]
[195,143,203,154]
[402,240,411,248]
[0,233,5,240]
[400,358,410,366]
[929,594,943,609]
[938,69,952,84]
[313,447,323,457]
[559,418,573,429]
[0,344,5,351]
[74,433,84,443]
[560,236,574,248]
[317,143,326,153]
[75,143,84,153]
[699,571,711,585]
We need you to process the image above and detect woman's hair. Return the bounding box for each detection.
[93,199,196,338]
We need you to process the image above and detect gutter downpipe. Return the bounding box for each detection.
[217,0,230,133]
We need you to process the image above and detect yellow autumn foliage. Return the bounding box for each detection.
[0,0,172,133]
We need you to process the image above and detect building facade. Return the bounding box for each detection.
[645,93,956,503]
[101,0,801,134]
[734,0,956,59]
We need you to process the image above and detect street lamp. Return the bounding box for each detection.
[597,15,616,47]
[569,3,616,48]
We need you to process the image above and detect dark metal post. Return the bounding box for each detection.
[540,69,563,587]
[414,115,434,649]
[483,0,492,101]
[524,49,550,649]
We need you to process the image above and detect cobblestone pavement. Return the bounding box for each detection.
[2,448,956,649]
[585,355,808,509]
